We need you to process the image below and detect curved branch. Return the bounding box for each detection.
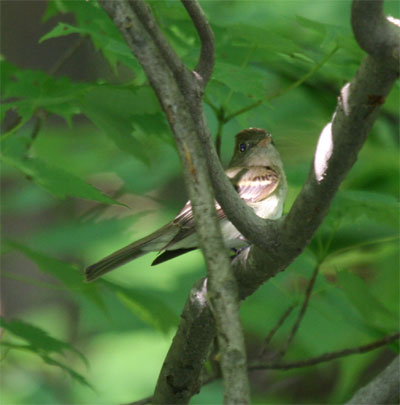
[128,0,190,83]
[352,0,400,68]
[181,0,215,87]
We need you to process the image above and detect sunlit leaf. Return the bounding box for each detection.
[337,270,398,330]
[2,240,107,315]
[103,280,179,334]
[1,136,121,205]
[212,62,267,100]
[80,86,164,163]
[0,317,87,366]
[1,341,93,389]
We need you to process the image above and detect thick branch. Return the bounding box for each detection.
[351,0,400,67]
[346,355,399,404]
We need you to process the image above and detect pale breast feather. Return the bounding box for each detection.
[235,166,280,203]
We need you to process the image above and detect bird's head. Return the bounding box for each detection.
[229,128,282,168]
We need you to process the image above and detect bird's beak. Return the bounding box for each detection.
[257,136,272,147]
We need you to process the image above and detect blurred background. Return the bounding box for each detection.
[1,1,399,404]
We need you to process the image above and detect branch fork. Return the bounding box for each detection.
[98,0,399,403]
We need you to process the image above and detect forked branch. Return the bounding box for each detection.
[99,0,400,403]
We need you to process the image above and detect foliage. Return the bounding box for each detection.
[1,0,398,404]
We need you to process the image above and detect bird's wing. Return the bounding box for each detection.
[163,166,280,249]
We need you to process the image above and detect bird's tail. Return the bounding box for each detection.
[85,224,173,282]
[84,244,147,282]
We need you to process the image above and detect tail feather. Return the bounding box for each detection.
[84,223,175,282]
[85,244,147,282]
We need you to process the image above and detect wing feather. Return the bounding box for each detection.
[165,166,280,248]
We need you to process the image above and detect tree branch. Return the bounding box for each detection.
[100,0,399,403]
[250,332,400,371]
[128,0,189,84]
[98,1,249,403]
[278,266,319,359]
[346,355,400,404]
[143,0,400,398]
[181,0,215,87]
[351,0,400,66]
[259,304,295,358]
[129,333,399,403]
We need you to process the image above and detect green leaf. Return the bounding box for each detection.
[39,22,84,43]
[39,2,140,72]
[3,239,82,289]
[1,61,87,130]
[0,317,87,366]
[1,341,92,389]
[295,15,327,36]
[2,240,107,315]
[103,280,179,334]
[80,86,163,163]
[330,190,399,227]
[337,270,398,330]
[41,0,68,22]
[39,353,93,389]
[323,238,398,269]
[212,62,267,100]
[1,136,121,205]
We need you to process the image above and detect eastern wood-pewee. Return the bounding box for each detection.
[85,128,287,282]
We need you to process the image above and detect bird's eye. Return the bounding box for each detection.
[239,143,247,152]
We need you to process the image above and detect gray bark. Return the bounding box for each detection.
[346,356,400,405]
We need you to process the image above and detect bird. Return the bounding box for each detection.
[85,127,287,282]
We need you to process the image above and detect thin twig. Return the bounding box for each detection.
[126,331,400,404]
[266,45,339,102]
[215,108,225,158]
[224,100,263,123]
[250,332,400,371]
[181,0,215,86]
[221,45,338,125]
[49,35,86,76]
[129,0,189,83]
[203,94,219,115]
[259,304,295,358]
[278,266,319,359]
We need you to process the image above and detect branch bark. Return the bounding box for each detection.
[346,355,400,404]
